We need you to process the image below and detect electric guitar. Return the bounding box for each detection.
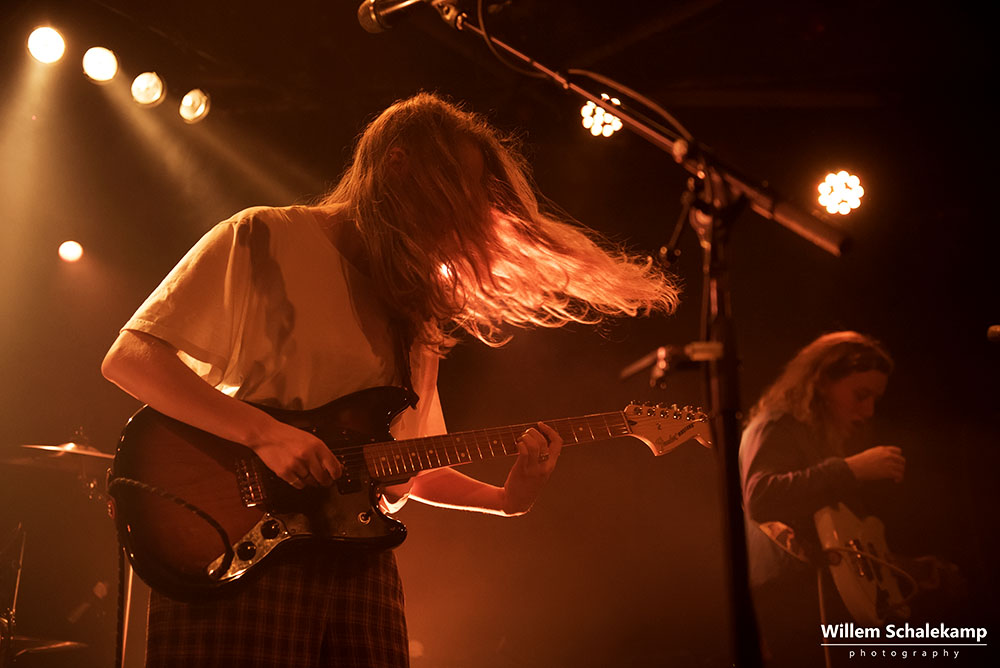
[814,504,916,625]
[108,386,711,600]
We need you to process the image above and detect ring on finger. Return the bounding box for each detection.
[538,451,550,463]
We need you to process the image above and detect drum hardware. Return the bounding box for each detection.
[1,435,111,666]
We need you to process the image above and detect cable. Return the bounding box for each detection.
[475,0,547,78]
[107,477,235,582]
[823,545,920,613]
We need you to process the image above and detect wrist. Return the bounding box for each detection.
[844,454,866,481]
[502,475,543,516]
[499,486,531,516]
[242,409,282,451]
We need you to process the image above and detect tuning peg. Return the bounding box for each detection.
[682,406,709,421]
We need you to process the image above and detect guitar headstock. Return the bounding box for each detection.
[623,401,713,456]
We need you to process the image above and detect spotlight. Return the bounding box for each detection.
[27,27,66,64]
[82,47,118,82]
[580,94,623,138]
[131,72,165,107]
[179,88,210,123]
[58,241,84,263]
[818,170,864,215]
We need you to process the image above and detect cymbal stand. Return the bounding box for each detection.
[0,525,25,668]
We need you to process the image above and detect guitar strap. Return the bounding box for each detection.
[390,317,418,409]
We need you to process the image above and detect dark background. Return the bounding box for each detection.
[0,1,995,666]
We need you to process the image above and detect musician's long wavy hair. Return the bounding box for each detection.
[748,331,893,430]
[320,92,679,352]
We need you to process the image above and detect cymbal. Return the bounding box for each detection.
[20,443,112,459]
[12,635,88,655]
[1,442,112,473]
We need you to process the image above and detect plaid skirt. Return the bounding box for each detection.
[146,546,408,668]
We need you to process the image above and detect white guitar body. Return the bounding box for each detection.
[814,503,911,625]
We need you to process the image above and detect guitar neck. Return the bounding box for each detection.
[364,412,631,481]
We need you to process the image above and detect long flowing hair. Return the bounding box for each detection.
[320,92,679,352]
[748,331,893,434]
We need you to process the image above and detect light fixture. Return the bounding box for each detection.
[580,94,623,138]
[179,88,210,123]
[27,27,65,64]
[58,241,84,263]
[818,171,864,215]
[131,72,165,107]
[82,47,118,83]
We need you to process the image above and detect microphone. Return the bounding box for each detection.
[357,0,428,33]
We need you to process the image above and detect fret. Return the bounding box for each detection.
[438,436,455,466]
[603,415,614,438]
[501,429,518,455]
[572,419,592,443]
[413,443,429,470]
[398,442,413,473]
[452,435,471,464]
[365,411,633,480]
[427,438,442,467]
[606,413,628,437]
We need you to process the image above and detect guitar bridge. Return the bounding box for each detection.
[235,458,267,508]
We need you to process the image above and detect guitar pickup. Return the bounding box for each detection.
[336,470,362,495]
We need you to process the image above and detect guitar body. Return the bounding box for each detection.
[109,386,415,601]
[814,503,910,625]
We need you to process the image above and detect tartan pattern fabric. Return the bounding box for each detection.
[145,547,408,668]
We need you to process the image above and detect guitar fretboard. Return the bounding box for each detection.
[364,412,631,480]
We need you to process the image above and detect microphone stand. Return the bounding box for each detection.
[422,4,852,666]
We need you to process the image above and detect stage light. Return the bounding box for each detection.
[131,72,165,107]
[27,27,65,64]
[82,47,118,82]
[818,170,864,215]
[58,241,83,263]
[580,94,623,138]
[179,88,210,123]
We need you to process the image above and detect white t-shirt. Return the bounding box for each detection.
[124,205,446,442]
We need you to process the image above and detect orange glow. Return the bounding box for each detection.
[818,170,864,215]
[131,72,165,107]
[179,89,210,123]
[580,95,623,139]
[59,240,83,262]
[83,47,118,82]
[27,27,65,64]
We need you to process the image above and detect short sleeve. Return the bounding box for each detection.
[123,217,254,387]
[390,345,447,440]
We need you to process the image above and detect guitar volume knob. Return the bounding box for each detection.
[236,541,256,561]
[260,519,281,539]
